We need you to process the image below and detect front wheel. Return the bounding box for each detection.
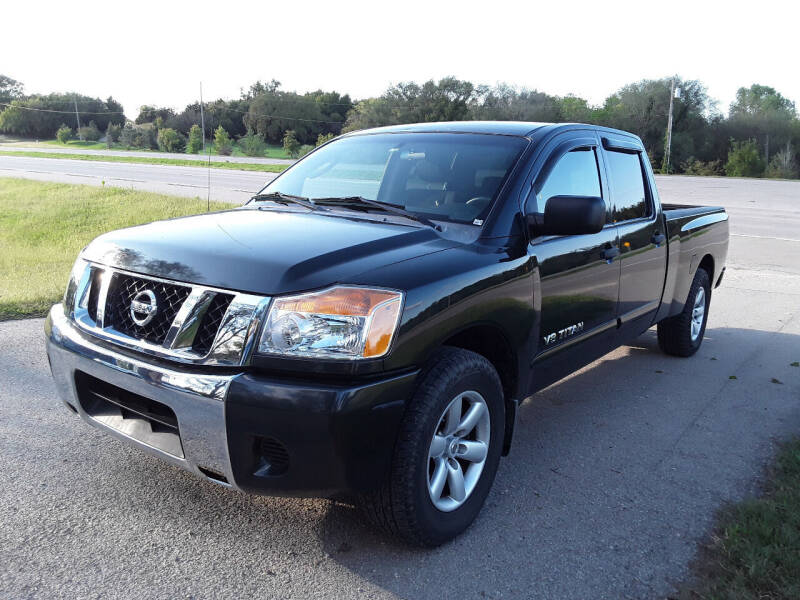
[359,348,505,546]
[657,267,711,357]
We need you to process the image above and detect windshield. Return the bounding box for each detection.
[258,133,528,224]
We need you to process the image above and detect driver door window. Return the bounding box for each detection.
[533,148,606,219]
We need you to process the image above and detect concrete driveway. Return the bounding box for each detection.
[0,177,798,599]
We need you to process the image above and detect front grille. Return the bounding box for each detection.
[192,293,235,355]
[86,268,103,322]
[105,273,191,345]
[75,371,184,458]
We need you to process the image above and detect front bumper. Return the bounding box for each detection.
[45,304,418,496]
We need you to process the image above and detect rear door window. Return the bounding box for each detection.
[605,151,650,221]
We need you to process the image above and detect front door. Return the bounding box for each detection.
[526,136,621,374]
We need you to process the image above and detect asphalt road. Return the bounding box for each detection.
[1,177,799,599]
[0,154,278,203]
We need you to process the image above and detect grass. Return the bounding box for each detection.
[680,438,800,599]
[0,150,288,173]
[43,139,109,150]
[0,178,231,320]
[1,135,292,159]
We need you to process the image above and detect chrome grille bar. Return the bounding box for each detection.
[71,262,270,367]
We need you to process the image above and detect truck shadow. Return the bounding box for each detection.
[311,325,800,597]
[84,326,799,598]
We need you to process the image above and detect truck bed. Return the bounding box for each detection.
[656,204,729,322]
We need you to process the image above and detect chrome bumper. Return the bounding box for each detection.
[45,303,239,488]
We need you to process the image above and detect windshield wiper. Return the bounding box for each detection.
[312,196,442,231]
[251,191,325,211]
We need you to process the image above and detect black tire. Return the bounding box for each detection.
[358,347,505,546]
[657,267,711,357]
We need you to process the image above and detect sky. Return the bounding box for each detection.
[2,0,797,120]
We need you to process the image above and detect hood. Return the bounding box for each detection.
[82,207,453,295]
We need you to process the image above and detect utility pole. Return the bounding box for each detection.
[199,82,206,153]
[664,78,675,173]
[74,97,83,141]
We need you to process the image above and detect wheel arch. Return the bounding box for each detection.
[698,253,715,283]
[440,323,520,456]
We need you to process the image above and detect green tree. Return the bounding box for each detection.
[0,93,124,138]
[186,124,203,154]
[283,129,301,158]
[56,124,72,144]
[135,105,176,125]
[214,125,232,155]
[765,143,799,179]
[239,128,266,156]
[105,122,121,147]
[557,95,594,122]
[725,140,765,177]
[0,74,24,105]
[469,84,561,122]
[316,132,335,146]
[157,127,185,153]
[601,77,711,169]
[298,144,314,158]
[729,84,797,165]
[78,121,102,141]
[345,77,476,133]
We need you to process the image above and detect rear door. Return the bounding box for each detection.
[600,135,667,335]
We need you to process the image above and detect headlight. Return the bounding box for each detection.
[258,286,403,360]
[63,257,88,316]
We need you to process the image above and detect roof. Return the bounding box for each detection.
[344,121,550,137]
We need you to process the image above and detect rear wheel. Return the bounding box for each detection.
[657,267,711,357]
[359,347,504,546]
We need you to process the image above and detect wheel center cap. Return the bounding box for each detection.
[448,439,460,458]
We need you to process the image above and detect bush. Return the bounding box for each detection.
[157,127,185,153]
[105,122,121,144]
[119,122,157,150]
[682,158,722,176]
[283,129,301,158]
[56,124,72,144]
[298,144,314,158]
[186,124,203,154]
[765,145,799,179]
[316,132,335,147]
[239,129,266,157]
[214,125,233,156]
[725,140,765,178]
[78,121,101,141]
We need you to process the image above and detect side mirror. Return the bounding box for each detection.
[526,195,606,237]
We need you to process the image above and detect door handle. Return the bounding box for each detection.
[602,246,620,261]
[651,232,666,246]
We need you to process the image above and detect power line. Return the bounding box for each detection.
[0,101,125,115]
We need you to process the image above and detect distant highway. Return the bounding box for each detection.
[0,154,277,203]
[2,153,799,242]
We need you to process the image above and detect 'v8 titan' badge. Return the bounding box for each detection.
[543,321,584,346]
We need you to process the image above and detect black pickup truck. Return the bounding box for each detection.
[46,122,728,546]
